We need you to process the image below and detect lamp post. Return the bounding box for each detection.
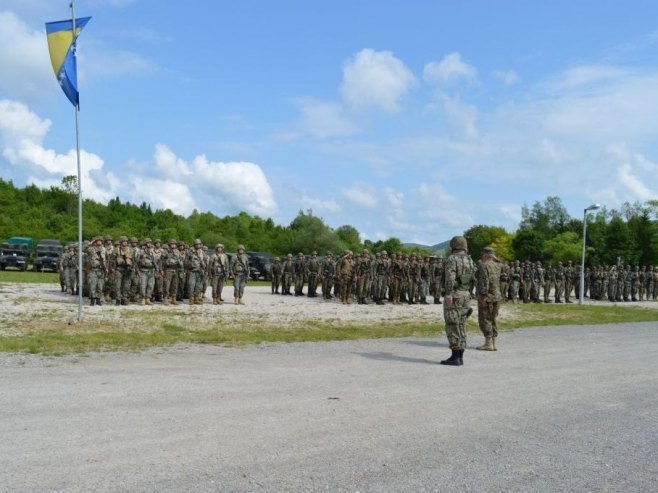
[579,203,601,304]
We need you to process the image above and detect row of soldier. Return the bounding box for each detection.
[268,250,445,305]
[500,260,658,303]
[59,237,251,306]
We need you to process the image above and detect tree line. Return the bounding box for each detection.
[1,178,655,265]
[464,196,658,266]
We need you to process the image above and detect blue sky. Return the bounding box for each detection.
[1,0,657,244]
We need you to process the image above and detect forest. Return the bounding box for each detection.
[0,177,656,266]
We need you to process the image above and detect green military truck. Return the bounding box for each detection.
[0,237,33,271]
[33,239,63,272]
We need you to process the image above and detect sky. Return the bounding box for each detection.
[1,0,658,245]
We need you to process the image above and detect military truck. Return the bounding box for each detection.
[33,239,63,272]
[0,237,33,271]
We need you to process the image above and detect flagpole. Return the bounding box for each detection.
[71,0,84,322]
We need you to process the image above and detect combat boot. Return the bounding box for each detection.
[238,298,245,305]
[196,296,204,305]
[235,297,239,305]
[115,299,121,306]
[477,337,495,351]
[217,298,223,305]
[492,337,497,351]
[163,297,170,305]
[96,298,103,306]
[90,298,95,306]
[170,297,178,305]
[141,298,147,305]
[145,298,153,305]
[440,350,462,366]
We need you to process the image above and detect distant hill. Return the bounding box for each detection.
[403,240,450,255]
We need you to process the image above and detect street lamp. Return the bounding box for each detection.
[579,203,601,304]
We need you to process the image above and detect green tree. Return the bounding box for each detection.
[542,231,581,264]
[463,225,509,258]
[519,196,571,238]
[512,229,545,261]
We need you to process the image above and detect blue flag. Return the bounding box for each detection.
[45,17,91,107]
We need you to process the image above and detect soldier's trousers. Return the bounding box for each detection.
[187,271,204,299]
[341,275,352,302]
[212,275,225,300]
[271,276,280,293]
[510,280,520,301]
[322,277,333,299]
[555,281,564,302]
[88,268,104,299]
[163,269,178,299]
[307,273,318,296]
[233,274,247,299]
[294,274,304,295]
[356,276,368,300]
[65,267,78,293]
[282,273,293,294]
[443,292,471,351]
[543,282,552,302]
[139,269,155,300]
[499,282,508,301]
[477,300,499,338]
[114,268,131,302]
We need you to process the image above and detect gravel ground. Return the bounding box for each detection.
[1,320,657,492]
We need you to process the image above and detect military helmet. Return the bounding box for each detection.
[168,238,177,245]
[312,251,317,256]
[298,252,304,257]
[275,256,280,261]
[194,238,202,245]
[104,235,112,241]
[363,249,370,254]
[449,236,468,251]
[119,235,128,242]
[143,238,152,245]
[130,237,138,243]
[287,253,293,258]
[326,250,332,256]
[381,250,387,255]
[483,246,495,255]
[215,243,224,249]
[154,239,161,244]
[237,244,245,251]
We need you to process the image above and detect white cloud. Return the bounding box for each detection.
[0,10,54,102]
[424,52,477,87]
[341,49,416,112]
[296,99,359,138]
[84,47,159,78]
[492,69,520,86]
[342,184,378,209]
[151,145,277,217]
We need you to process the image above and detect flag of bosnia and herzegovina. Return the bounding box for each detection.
[45,17,91,107]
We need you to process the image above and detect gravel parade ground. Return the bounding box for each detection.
[1,318,657,492]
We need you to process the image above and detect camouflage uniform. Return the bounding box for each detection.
[231,245,250,304]
[476,247,502,351]
[111,236,134,305]
[270,257,282,294]
[209,244,229,304]
[441,236,475,366]
[281,254,294,295]
[564,260,574,303]
[185,239,208,304]
[135,239,157,305]
[293,253,306,296]
[355,250,371,304]
[499,261,509,303]
[160,240,180,305]
[87,237,107,306]
[543,265,554,303]
[339,251,353,304]
[374,251,390,305]
[306,252,320,297]
[102,236,114,302]
[320,252,334,299]
[152,240,164,302]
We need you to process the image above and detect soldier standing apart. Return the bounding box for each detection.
[476,247,502,351]
[270,257,282,294]
[441,236,475,367]
[161,239,180,305]
[306,251,320,297]
[231,244,250,305]
[209,244,229,304]
[87,237,107,306]
[185,239,208,305]
[135,238,157,305]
